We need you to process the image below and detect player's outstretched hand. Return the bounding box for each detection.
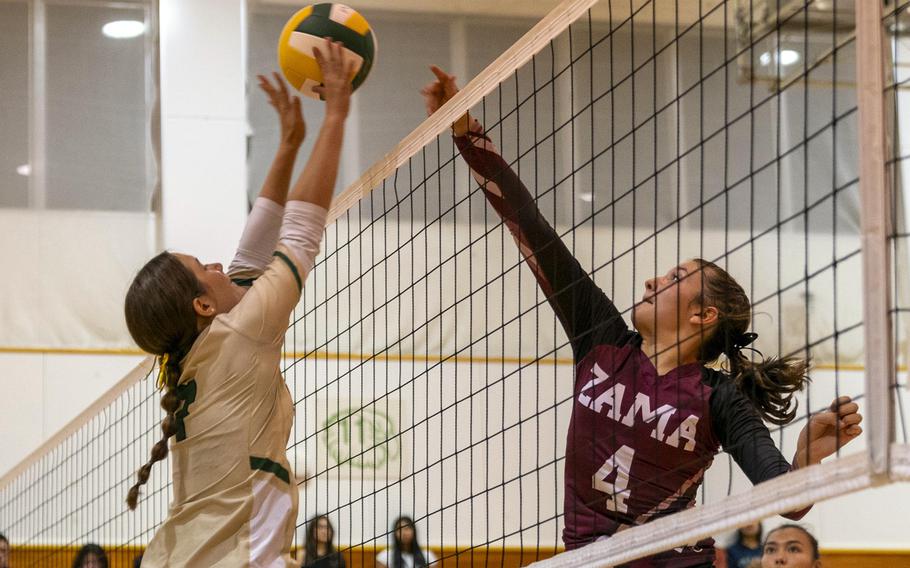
[257,72,305,149]
[421,65,470,136]
[794,395,863,468]
[312,38,355,119]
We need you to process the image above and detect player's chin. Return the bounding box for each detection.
[631,303,651,331]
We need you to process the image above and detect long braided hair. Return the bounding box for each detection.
[694,259,809,425]
[124,252,203,509]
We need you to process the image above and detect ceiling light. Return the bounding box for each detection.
[16,164,30,176]
[102,20,145,39]
[759,48,800,67]
[779,49,800,66]
[578,192,594,203]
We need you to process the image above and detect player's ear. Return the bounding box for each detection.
[193,295,216,319]
[690,305,718,326]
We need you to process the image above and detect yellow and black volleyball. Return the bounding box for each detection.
[277,3,377,99]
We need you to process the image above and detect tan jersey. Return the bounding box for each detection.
[142,245,306,568]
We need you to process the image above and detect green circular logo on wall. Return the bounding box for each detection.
[322,407,400,470]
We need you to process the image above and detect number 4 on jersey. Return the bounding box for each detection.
[592,445,635,513]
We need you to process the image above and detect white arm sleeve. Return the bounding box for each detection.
[278,200,328,275]
[222,201,327,344]
[227,197,284,279]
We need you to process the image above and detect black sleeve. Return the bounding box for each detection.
[455,124,633,359]
[709,377,809,520]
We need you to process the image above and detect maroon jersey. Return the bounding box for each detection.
[455,121,806,567]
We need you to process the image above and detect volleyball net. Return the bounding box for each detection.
[2,0,909,566]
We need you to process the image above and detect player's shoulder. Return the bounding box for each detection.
[700,368,756,418]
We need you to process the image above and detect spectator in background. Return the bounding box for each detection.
[301,514,345,568]
[0,533,9,568]
[761,525,821,568]
[725,521,764,568]
[72,544,108,568]
[375,516,437,568]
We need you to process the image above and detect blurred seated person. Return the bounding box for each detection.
[72,544,108,568]
[301,514,345,568]
[725,521,763,568]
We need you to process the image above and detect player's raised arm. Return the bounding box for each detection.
[288,39,353,210]
[228,73,306,285]
[255,72,306,207]
[225,39,353,345]
[422,65,632,356]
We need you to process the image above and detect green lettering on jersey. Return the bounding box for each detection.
[174,379,197,442]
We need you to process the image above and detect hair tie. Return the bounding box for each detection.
[156,353,170,390]
[732,332,759,350]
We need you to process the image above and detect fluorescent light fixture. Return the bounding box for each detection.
[759,48,800,67]
[16,164,31,176]
[102,20,145,39]
[779,49,800,66]
[579,192,594,203]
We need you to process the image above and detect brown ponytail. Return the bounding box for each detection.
[124,252,203,510]
[694,259,810,425]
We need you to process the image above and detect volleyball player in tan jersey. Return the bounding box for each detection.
[123,40,355,568]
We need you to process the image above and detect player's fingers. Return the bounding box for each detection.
[811,411,838,426]
[840,425,862,442]
[421,80,444,95]
[430,64,452,82]
[335,40,346,62]
[312,85,325,98]
[841,413,863,427]
[829,395,852,411]
[273,72,290,99]
[836,402,859,417]
[259,84,279,104]
[344,56,357,80]
[293,96,303,120]
[313,45,326,68]
[329,38,342,65]
[258,76,278,96]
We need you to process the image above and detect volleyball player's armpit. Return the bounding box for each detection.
[227,197,285,286]
[224,201,327,344]
[454,124,631,357]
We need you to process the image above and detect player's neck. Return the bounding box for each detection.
[640,334,701,376]
[741,535,760,548]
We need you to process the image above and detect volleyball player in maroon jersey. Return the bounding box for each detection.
[421,67,863,567]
